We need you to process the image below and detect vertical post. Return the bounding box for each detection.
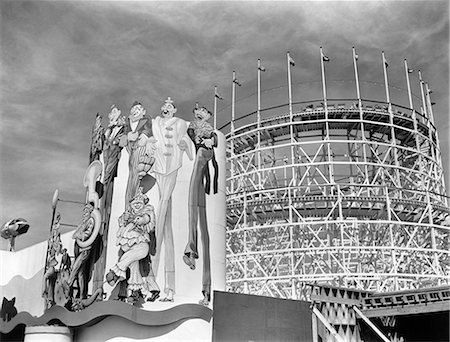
[231,71,237,194]
[404,59,413,110]
[426,80,446,198]
[213,85,218,130]
[353,47,369,185]
[257,59,263,188]
[288,187,295,299]
[406,68,423,190]
[426,191,440,279]
[418,70,427,121]
[287,51,296,185]
[385,188,398,290]
[382,51,391,107]
[425,82,435,126]
[232,72,236,132]
[424,82,438,188]
[382,51,400,188]
[243,191,248,293]
[320,47,333,191]
[287,52,293,119]
[311,311,319,342]
[320,47,328,111]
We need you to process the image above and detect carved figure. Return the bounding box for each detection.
[106,188,160,304]
[67,204,96,300]
[183,106,218,306]
[42,213,62,308]
[103,105,127,185]
[150,97,192,302]
[66,161,102,303]
[92,105,126,290]
[89,113,104,163]
[120,101,156,205]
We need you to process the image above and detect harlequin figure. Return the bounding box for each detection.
[103,105,126,185]
[183,106,217,306]
[150,97,192,302]
[106,188,160,302]
[119,101,155,205]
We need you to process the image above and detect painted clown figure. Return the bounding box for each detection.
[183,106,218,306]
[106,188,160,302]
[151,97,192,302]
[119,101,155,205]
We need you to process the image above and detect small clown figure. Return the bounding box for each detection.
[106,188,160,302]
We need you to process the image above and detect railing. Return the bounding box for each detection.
[220,99,434,136]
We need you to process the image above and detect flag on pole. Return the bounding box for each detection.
[408,68,414,73]
[233,78,242,86]
[288,53,295,66]
[215,88,224,100]
[258,65,266,72]
[354,53,359,61]
[322,52,330,62]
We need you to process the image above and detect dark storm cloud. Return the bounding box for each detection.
[0,0,448,249]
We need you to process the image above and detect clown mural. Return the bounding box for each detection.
[35,96,223,315]
[150,97,192,302]
[41,96,225,310]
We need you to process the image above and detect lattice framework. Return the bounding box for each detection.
[226,99,449,299]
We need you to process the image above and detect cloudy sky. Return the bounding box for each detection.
[1,0,448,250]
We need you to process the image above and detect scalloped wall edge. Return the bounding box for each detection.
[0,301,213,334]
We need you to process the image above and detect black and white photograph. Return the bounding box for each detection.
[1,1,449,341]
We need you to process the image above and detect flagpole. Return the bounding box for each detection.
[232,71,236,133]
[257,59,262,188]
[404,60,413,110]
[213,85,218,130]
[382,51,391,107]
[320,47,328,112]
[425,82,435,126]
[320,47,334,191]
[287,52,293,119]
[257,59,262,126]
[424,81,438,196]
[425,81,443,193]
[287,51,295,185]
[352,47,362,106]
[418,70,427,120]
[353,47,369,182]
[231,71,236,193]
[382,51,400,186]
